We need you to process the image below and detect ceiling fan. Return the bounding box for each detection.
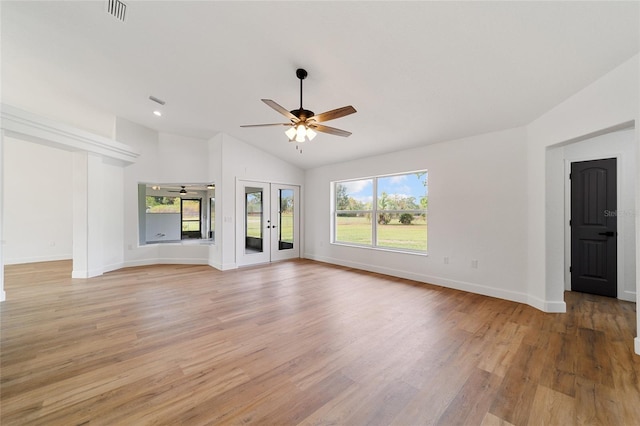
[241,68,356,144]
[167,186,196,195]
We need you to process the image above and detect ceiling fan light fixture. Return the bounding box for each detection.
[306,127,317,141]
[295,124,307,142]
[285,126,297,140]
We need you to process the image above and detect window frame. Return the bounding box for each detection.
[332,171,428,255]
[181,198,202,239]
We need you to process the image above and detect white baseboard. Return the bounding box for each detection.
[635,337,640,356]
[208,261,237,271]
[72,267,106,279]
[304,253,552,310]
[620,290,636,303]
[72,270,88,279]
[103,262,125,274]
[122,257,210,269]
[526,294,567,313]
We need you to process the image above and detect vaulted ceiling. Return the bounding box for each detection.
[2,1,638,169]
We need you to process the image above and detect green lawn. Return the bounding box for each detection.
[336,215,427,251]
[246,213,294,242]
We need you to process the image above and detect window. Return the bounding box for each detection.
[140,183,215,244]
[146,196,180,214]
[333,171,428,253]
[181,199,201,239]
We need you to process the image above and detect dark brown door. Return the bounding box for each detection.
[570,158,617,297]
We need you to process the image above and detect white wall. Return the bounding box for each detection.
[2,136,73,264]
[69,151,127,278]
[207,134,224,269]
[304,127,530,304]
[99,157,125,273]
[1,106,135,281]
[527,54,639,352]
[116,118,210,267]
[0,131,5,300]
[560,128,637,301]
[218,133,305,270]
[115,120,304,270]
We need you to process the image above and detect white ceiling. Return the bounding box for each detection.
[1,1,638,169]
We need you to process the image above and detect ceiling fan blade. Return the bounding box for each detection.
[308,105,356,123]
[262,99,299,121]
[240,123,291,128]
[308,123,352,137]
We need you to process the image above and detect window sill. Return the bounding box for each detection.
[142,239,215,246]
[330,242,428,257]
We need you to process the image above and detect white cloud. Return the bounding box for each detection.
[388,175,407,184]
[341,179,371,194]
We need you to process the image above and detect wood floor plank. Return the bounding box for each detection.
[526,385,576,426]
[481,412,516,426]
[435,367,503,426]
[1,259,639,425]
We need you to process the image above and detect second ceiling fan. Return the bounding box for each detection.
[241,68,356,143]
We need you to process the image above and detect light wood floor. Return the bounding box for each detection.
[1,260,638,425]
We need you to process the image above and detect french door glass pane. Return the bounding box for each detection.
[245,188,263,253]
[279,189,294,250]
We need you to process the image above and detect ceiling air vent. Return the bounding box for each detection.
[106,0,127,22]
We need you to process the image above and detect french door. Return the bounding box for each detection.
[237,180,300,266]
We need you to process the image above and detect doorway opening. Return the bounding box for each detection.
[237,180,300,266]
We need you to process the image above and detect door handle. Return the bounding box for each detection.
[598,231,615,237]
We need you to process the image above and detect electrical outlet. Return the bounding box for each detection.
[471,259,479,269]
[444,256,449,264]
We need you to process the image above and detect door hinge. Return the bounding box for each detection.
[569,173,572,180]
[569,266,572,273]
[569,220,571,226]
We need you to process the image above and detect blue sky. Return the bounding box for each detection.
[342,172,428,203]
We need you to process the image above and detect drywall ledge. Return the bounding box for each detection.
[0,104,139,164]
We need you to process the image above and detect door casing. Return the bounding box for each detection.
[236,180,301,267]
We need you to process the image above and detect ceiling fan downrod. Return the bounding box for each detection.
[296,68,307,111]
[292,69,314,120]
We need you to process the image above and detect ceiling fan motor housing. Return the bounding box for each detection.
[290,108,315,121]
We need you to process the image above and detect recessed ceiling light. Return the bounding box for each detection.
[153,110,162,117]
